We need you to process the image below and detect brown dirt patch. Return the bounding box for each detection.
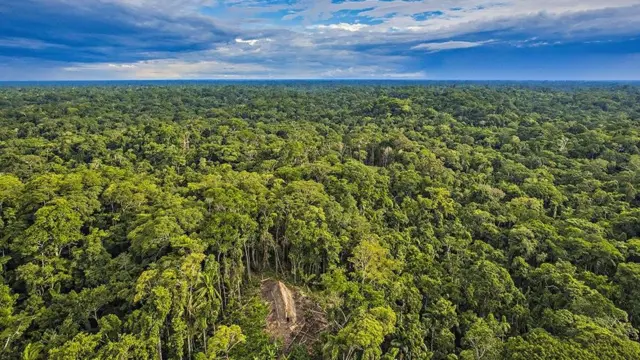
[260,279,329,353]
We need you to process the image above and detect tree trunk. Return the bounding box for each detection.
[244,242,251,279]
[157,338,163,360]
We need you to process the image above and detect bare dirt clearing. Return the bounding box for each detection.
[260,279,329,353]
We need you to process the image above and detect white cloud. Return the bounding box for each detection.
[4,0,640,80]
[277,1,640,40]
[312,23,370,32]
[412,40,492,52]
[54,49,421,80]
[107,63,136,68]
[235,38,260,46]
[63,59,271,79]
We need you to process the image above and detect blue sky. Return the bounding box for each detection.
[1,0,639,80]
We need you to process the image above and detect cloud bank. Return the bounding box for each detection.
[1,0,639,80]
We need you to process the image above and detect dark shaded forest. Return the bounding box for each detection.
[2,83,640,359]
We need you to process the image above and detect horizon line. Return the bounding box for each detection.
[2,79,640,83]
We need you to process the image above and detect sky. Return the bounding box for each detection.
[1,0,640,80]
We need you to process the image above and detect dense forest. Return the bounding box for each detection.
[2,83,640,360]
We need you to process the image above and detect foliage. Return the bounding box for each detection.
[1,83,640,359]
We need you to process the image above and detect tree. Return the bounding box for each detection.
[503,328,591,360]
[201,325,246,360]
[324,306,396,360]
[460,315,509,360]
[424,298,458,358]
[349,238,399,287]
[615,262,640,327]
[464,260,523,316]
[2,83,640,360]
